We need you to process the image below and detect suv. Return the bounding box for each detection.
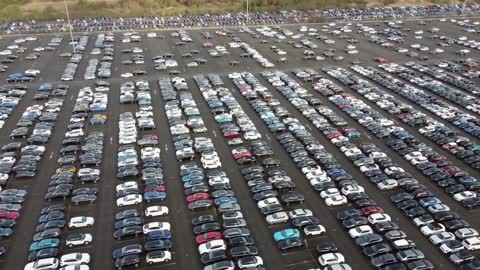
[115,254,140,269]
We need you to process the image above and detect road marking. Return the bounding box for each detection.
[110,137,113,144]
[212,131,217,137]
[49,152,53,159]
[154,89,157,95]
[164,144,168,151]
[70,95,73,100]
[265,134,270,141]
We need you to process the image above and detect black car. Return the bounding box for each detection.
[115,254,140,269]
[113,226,142,239]
[279,238,304,250]
[144,239,172,251]
[191,215,215,226]
[200,250,227,265]
[315,242,337,254]
[371,253,398,268]
[27,248,59,262]
[112,244,143,259]
[229,245,258,258]
[193,222,220,235]
[228,236,254,247]
[363,243,392,257]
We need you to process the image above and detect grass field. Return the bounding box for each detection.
[0,0,473,22]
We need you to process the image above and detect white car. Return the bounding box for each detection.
[453,191,477,202]
[121,73,133,78]
[60,253,90,266]
[146,250,172,264]
[320,188,340,199]
[199,240,226,255]
[304,224,326,236]
[24,258,59,270]
[318,253,345,266]
[202,158,222,169]
[463,237,480,251]
[288,209,313,219]
[66,233,92,247]
[117,194,142,207]
[377,179,398,190]
[143,222,171,234]
[244,131,261,140]
[145,206,169,217]
[385,167,404,175]
[65,129,84,138]
[116,181,138,192]
[440,242,464,254]
[404,151,423,161]
[257,197,280,209]
[368,213,391,224]
[341,185,364,195]
[238,256,263,269]
[266,211,289,225]
[429,232,455,245]
[421,223,446,236]
[348,225,373,238]
[25,69,41,77]
[68,216,94,228]
[325,195,348,206]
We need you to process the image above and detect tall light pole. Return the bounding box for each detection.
[247,0,249,25]
[64,0,76,53]
[462,0,467,15]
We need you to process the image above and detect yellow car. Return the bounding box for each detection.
[92,114,107,120]
[55,165,76,174]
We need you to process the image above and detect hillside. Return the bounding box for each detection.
[0,0,470,22]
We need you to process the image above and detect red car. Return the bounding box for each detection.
[375,58,388,63]
[195,231,222,244]
[202,43,214,48]
[0,211,19,220]
[224,131,239,138]
[442,166,462,175]
[327,132,342,140]
[429,155,447,162]
[145,185,166,193]
[234,151,252,160]
[186,192,210,203]
[361,206,384,216]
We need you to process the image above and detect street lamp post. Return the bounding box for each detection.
[246,0,249,25]
[64,0,76,54]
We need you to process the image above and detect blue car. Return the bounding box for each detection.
[38,83,53,91]
[144,191,166,202]
[0,228,12,239]
[214,196,238,206]
[273,228,300,242]
[90,118,106,125]
[326,168,347,176]
[29,238,60,251]
[419,197,441,208]
[182,172,204,183]
[147,230,172,241]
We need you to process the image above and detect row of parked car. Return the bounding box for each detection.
[258,69,437,269]
[290,68,480,269]
[61,35,89,81]
[322,65,478,204]
[159,75,266,270]
[113,76,171,269]
[196,73,335,260]
[23,82,109,269]
[347,64,480,206]
[229,71,358,269]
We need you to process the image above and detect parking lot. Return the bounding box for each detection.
[0,15,479,270]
